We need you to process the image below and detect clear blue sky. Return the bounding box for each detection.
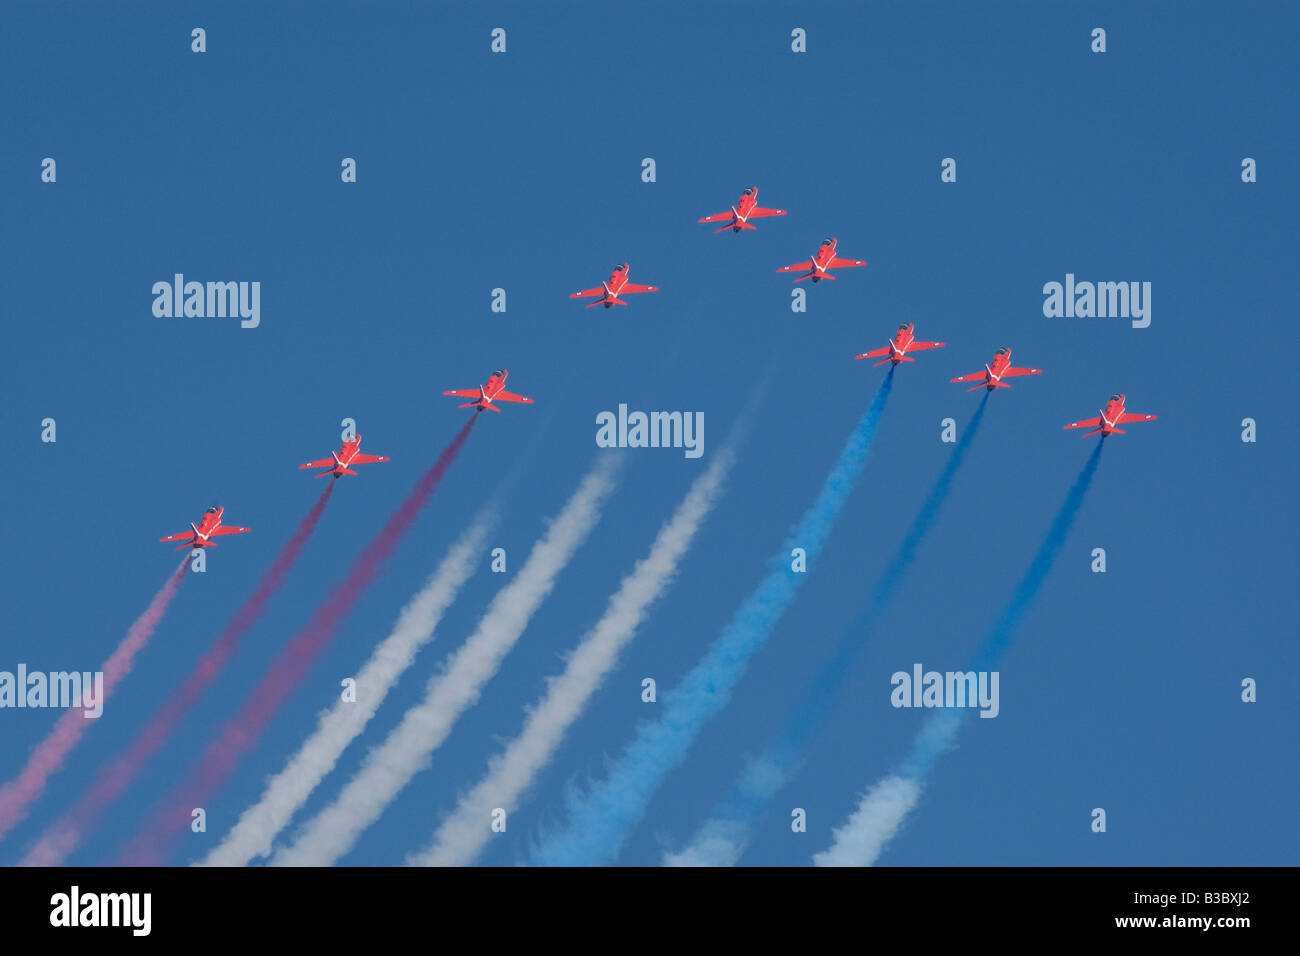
[2,1,1296,866]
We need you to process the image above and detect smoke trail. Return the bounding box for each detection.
[815,443,1105,866]
[116,418,476,865]
[667,395,989,866]
[199,511,495,866]
[0,556,188,843]
[531,373,895,866]
[20,486,335,866]
[412,449,735,866]
[273,455,620,866]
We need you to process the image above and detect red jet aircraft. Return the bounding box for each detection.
[443,369,534,413]
[159,506,250,550]
[569,264,658,309]
[855,323,946,367]
[299,436,390,479]
[697,187,787,233]
[777,237,867,283]
[950,347,1043,392]
[1065,394,1157,438]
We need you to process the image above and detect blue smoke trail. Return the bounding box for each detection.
[907,440,1105,774]
[531,371,896,866]
[815,441,1105,865]
[667,395,989,865]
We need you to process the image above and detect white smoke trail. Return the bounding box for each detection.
[198,511,496,866]
[271,456,620,866]
[531,375,894,867]
[812,775,922,867]
[411,450,735,866]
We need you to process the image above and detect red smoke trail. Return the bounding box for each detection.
[116,417,476,865]
[20,484,335,866]
[0,556,189,843]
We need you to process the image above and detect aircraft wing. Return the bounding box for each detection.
[621,282,658,295]
[443,388,482,399]
[209,524,250,536]
[697,211,733,224]
[494,390,534,404]
[159,530,195,543]
[950,370,988,384]
[828,256,867,268]
[1002,366,1043,378]
[910,340,945,351]
[854,346,891,360]
[298,457,335,470]
[569,286,605,299]
[776,260,812,273]
[350,453,389,464]
[748,206,787,218]
[1064,417,1103,430]
[1117,412,1157,424]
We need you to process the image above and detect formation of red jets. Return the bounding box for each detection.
[160,369,536,551]
[160,186,1157,551]
[567,186,869,311]
[851,323,1157,438]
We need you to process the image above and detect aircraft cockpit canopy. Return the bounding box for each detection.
[493,369,505,378]
[996,347,1008,355]
[206,506,219,514]
[742,187,753,195]
[820,238,833,246]
[1110,394,1122,402]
